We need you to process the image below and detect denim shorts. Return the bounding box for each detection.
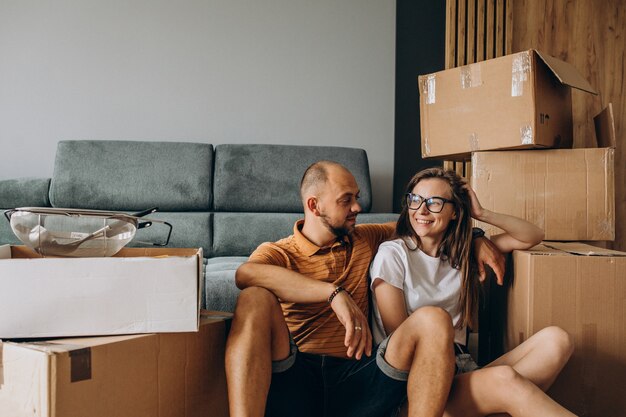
[265,335,408,417]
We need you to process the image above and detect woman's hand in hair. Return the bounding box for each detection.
[463,183,487,221]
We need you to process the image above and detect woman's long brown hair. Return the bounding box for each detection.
[396,168,478,329]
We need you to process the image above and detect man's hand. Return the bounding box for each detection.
[473,236,505,285]
[330,291,372,359]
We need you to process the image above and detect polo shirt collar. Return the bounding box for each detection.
[293,220,350,257]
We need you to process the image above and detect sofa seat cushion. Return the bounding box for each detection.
[203,256,247,312]
[50,141,214,211]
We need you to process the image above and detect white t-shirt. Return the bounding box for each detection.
[370,237,466,345]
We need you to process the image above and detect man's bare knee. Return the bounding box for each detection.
[234,287,281,316]
[229,286,290,361]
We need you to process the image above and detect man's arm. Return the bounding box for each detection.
[236,260,372,359]
[236,261,335,303]
[473,236,506,285]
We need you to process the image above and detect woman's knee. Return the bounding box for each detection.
[481,366,534,403]
[406,306,454,340]
[535,326,574,360]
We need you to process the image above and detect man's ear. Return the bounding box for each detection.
[306,196,320,216]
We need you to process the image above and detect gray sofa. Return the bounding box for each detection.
[0,140,398,312]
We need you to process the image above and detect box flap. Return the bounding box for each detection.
[542,242,626,257]
[593,103,617,148]
[534,50,598,95]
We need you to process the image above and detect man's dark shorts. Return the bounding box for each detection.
[265,335,408,417]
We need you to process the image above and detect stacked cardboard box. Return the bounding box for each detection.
[0,245,231,416]
[0,312,231,417]
[419,50,623,416]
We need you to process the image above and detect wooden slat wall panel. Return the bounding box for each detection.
[486,0,495,59]
[456,0,466,68]
[504,0,513,54]
[476,0,486,61]
[444,0,513,180]
[444,0,514,365]
[445,0,457,69]
[512,1,626,251]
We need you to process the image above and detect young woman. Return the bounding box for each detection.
[371,168,576,417]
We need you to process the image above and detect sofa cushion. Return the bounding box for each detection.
[212,212,303,257]
[213,144,373,213]
[50,141,213,211]
[128,212,213,256]
[203,256,247,312]
[0,178,51,209]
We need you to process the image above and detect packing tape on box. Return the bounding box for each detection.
[512,51,531,97]
[420,74,436,104]
[423,136,431,157]
[520,125,533,144]
[469,133,480,151]
[460,63,482,89]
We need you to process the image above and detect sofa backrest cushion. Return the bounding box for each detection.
[212,212,303,257]
[0,178,51,209]
[49,141,213,211]
[213,144,373,213]
[128,212,213,255]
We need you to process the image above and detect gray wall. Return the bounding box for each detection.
[0,0,396,212]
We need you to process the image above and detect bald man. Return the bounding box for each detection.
[225,161,504,417]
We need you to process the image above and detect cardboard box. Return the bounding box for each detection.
[471,147,615,241]
[418,49,597,159]
[0,245,202,338]
[0,312,231,417]
[507,243,626,416]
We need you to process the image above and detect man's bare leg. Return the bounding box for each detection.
[225,287,291,417]
[384,306,456,417]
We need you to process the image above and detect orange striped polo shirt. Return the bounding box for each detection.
[249,219,394,358]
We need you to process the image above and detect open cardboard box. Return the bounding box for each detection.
[418,49,597,160]
[471,104,616,241]
[0,311,231,417]
[507,242,626,416]
[0,245,202,338]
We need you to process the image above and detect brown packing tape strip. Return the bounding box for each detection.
[581,324,598,390]
[70,347,92,383]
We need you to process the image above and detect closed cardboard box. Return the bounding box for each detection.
[0,245,202,338]
[0,312,231,417]
[471,147,615,241]
[418,49,596,160]
[507,243,626,416]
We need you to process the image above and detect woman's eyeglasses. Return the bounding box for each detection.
[405,193,454,213]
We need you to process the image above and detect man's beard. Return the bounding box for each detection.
[320,214,355,238]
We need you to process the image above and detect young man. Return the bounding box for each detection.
[225,161,505,417]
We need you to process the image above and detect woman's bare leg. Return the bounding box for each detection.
[442,326,576,417]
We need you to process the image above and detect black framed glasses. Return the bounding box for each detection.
[405,193,454,213]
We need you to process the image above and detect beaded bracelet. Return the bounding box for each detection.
[327,286,345,304]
